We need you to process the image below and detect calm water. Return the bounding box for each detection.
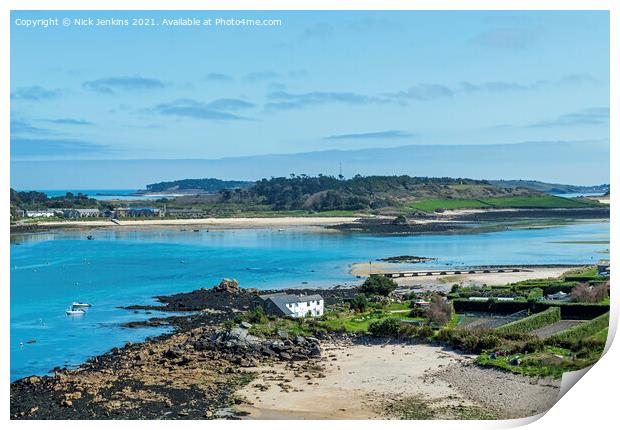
[10,221,609,380]
[33,189,162,201]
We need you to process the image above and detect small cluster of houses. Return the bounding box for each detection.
[19,207,163,219]
[19,205,211,220]
[20,208,103,218]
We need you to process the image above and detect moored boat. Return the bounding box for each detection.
[71,302,92,309]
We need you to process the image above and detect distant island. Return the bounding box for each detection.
[139,176,609,198]
[11,174,609,225]
[141,178,254,195]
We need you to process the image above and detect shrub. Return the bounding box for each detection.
[417,325,433,338]
[435,328,500,353]
[350,293,369,313]
[570,283,609,303]
[368,317,402,337]
[408,307,426,318]
[521,338,545,353]
[527,288,544,302]
[476,333,502,350]
[437,327,453,341]
[360,274,398,296]
[496,307,561,335]
[247,306,268,324]
[426,294,454,326]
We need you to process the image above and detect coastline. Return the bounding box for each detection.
[10,285,563,420]
[12,216,361,230]
[10,207,610,236]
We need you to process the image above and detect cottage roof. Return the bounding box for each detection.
[259,293,323,315]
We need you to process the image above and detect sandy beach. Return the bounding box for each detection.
[22,216,361,229]
[236,340,560,419]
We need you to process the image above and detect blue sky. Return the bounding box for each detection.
[10,10,610,188]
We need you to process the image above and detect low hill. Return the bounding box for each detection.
[144,178,254,194]
[489,180,609,195]
[217,175,594,212]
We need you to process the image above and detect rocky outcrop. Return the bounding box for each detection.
[190,324,321,366]
[213,279,240,293]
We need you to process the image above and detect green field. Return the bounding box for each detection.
[479,195,591,208]
[409,199,491,211]
[409,195,592,212]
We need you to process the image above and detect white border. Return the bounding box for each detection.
[2,1,616,429]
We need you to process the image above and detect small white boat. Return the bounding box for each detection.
[71,302,92,309]
[66,309,85,316]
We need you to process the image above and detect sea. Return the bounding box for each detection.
[34,189,161,201]
[10,220,609,381]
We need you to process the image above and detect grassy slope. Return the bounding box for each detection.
[409,195,593,212]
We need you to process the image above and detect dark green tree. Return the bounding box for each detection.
[350,293,369,313]
[360,274,398,296]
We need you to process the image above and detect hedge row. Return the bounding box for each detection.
[563,275,608,283]
[452,299,609,319]
[496,307,561,335]
[548,312,610,344]
[535,302,609,319]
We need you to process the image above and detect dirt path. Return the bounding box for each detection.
[532,320,584,338]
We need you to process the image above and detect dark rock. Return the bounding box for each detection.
[164,347,183,359]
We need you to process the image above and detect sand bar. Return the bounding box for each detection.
[350,263,579,287]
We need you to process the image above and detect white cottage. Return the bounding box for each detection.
[256,293,324,318]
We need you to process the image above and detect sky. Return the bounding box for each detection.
[10,10,610,188]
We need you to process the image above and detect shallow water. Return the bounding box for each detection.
[10,221,609,380]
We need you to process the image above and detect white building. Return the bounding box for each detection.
[255,293,324,318]
[25,210,55,218]
[56,208,102,218]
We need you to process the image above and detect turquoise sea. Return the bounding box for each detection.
[32,189,159,201]
[10,221,609,381]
